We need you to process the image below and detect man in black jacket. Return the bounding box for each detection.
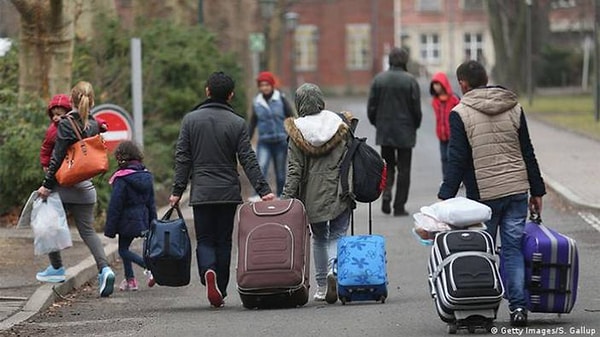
[169,72,275,308]
[367,47,422,216]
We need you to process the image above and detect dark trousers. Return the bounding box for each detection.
[380,146,412,212]
[118,235,146,280]
[439,140,449,180]
[192,204,237,298]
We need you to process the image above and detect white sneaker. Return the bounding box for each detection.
[325,271,338,304]
[313,286,326,301]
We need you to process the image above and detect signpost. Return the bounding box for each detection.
[91,104,134,152]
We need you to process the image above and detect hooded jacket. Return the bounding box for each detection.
[430,72,460,142]
[438,86,546,201]
[40,94,72,168]
[104,162,157,238]
[281,83,353,223]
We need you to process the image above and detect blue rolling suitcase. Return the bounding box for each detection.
[336,203,388,304]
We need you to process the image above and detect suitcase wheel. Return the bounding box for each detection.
[447,323,457,334]
[379,295,386,304]
[340,297,347,305]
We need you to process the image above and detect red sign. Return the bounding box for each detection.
[91,104,134,152]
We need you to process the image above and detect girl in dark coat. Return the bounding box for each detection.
[105,141,157,291]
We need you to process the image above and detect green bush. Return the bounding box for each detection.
[0,90,47,214]
[0,17,248,221]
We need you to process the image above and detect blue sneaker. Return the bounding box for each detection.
[98,266,115,297]
[36,265,66,283]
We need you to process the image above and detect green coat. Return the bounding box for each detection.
[281,110,353,223]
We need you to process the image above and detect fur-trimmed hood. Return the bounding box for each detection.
[284,110,349,156]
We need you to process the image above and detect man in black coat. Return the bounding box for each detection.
[169,72,275,308]
[367,47,422,216]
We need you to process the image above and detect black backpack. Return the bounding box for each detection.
[338,115,387,206]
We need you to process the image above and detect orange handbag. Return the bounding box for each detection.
[55,117,109,186]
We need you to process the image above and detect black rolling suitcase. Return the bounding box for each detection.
[143,206,192,287]
[428,230,503,334]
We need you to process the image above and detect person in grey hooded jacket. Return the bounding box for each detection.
[281,83,354,304]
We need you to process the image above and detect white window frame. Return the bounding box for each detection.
[464,32,484,63]
[461,0,484,11]
[417,0,441,12]
[295,25,318,71]
[346,23,371,71]
[419,33,440,64]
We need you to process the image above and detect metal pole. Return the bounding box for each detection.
[526,0,533,106]
[198,0,203,26]
[131,38,144,148]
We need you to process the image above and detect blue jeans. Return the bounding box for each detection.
[482,193,528,311]
[310,209,351,287]
[256,140,288,196]
[118,236,146,280]
[193,204,237,298]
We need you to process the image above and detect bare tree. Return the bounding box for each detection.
[9,0,116,102]
[486,0,549,93]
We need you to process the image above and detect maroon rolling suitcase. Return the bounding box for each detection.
[235,199,311,309]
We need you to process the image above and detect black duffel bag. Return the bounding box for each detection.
[143,206,191,287]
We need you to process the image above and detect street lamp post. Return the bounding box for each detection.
[285,12,299,98]
[258,0,276,71]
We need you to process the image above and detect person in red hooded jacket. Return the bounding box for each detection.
[430,72,460,180]
[40,94,72,171]
[40,94,107,171]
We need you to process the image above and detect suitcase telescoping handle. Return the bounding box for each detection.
[162,205,184,220]
[350,202,373,236]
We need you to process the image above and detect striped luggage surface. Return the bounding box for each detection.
[428,230,503,323]
[235,199,311,309]
[521,220,579,313]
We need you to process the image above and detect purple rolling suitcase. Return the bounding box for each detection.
[521,218,579,313]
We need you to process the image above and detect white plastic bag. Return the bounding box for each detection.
[420,197,492,227]
[30,193,72,255]
[16,191,38,229]
[412,212,452,246]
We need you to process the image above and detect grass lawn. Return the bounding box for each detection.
[521,94,600,142]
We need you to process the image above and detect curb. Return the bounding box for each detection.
[0,242,119,331]
[542,170,600,211]
[0,202,176,332]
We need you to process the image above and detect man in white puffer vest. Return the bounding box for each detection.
[437,60,546,327]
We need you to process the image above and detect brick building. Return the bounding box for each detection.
[282,0,491,94]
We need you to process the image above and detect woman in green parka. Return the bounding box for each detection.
[281,83,354,305]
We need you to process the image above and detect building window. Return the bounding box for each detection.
[346,24,371,71]
[417,0,441,12]
[295,25,318,71]
[462,0,484,11]
[464,32,484,63]
[420,33,440,64]
[551,0,576,8]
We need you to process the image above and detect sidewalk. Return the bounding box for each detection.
[1,106,599,332]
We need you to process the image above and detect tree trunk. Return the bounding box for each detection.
[486,0,549,94]
[10,0,74,103]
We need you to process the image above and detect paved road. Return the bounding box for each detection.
[2,96,600,337]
